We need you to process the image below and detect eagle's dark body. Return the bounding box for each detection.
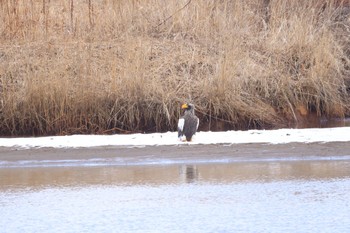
[178,103,199,142]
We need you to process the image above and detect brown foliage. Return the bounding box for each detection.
[0,0,349,135]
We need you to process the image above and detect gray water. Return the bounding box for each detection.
[1,160,350,233]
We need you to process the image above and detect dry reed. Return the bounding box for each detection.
[0,0,350,136]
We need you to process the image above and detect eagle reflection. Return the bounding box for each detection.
[180,165,198,183]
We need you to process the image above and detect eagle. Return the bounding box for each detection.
[178,103,199,142]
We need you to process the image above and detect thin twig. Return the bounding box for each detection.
[156,0,192,28]
[195,108,236,124]
[101,127,140,134]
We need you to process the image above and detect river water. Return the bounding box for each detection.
[1,159,350,233]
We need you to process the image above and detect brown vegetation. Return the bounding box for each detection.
[0,0,350,136]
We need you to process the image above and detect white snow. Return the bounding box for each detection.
[0,127,350,149]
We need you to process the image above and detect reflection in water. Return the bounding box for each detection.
[0,160,350,189]
[1,160,350,233]
[179,165,199,183]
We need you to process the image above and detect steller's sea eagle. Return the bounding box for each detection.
[178,103,199,142]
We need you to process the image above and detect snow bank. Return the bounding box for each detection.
[0,127,350,149]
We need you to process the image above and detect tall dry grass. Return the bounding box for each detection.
[0,0,350,135]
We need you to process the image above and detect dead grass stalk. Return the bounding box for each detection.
[0,0,349,135]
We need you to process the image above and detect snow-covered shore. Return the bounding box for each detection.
[1,127,350,149]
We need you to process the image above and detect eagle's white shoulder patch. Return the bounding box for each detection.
[178,118,185,131]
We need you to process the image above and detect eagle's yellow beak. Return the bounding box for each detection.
[181,103,188,109]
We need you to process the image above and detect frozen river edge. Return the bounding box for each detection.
[1,127,350,167]
[1,141,350,168]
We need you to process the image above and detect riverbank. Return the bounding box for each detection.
[1,127,350,167]
[1,0,350,135]
[2,127,350,148]
[1,141,350,168]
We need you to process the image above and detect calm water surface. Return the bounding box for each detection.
[1,160,350,233]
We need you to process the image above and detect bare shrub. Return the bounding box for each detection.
[0,0,349,135]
